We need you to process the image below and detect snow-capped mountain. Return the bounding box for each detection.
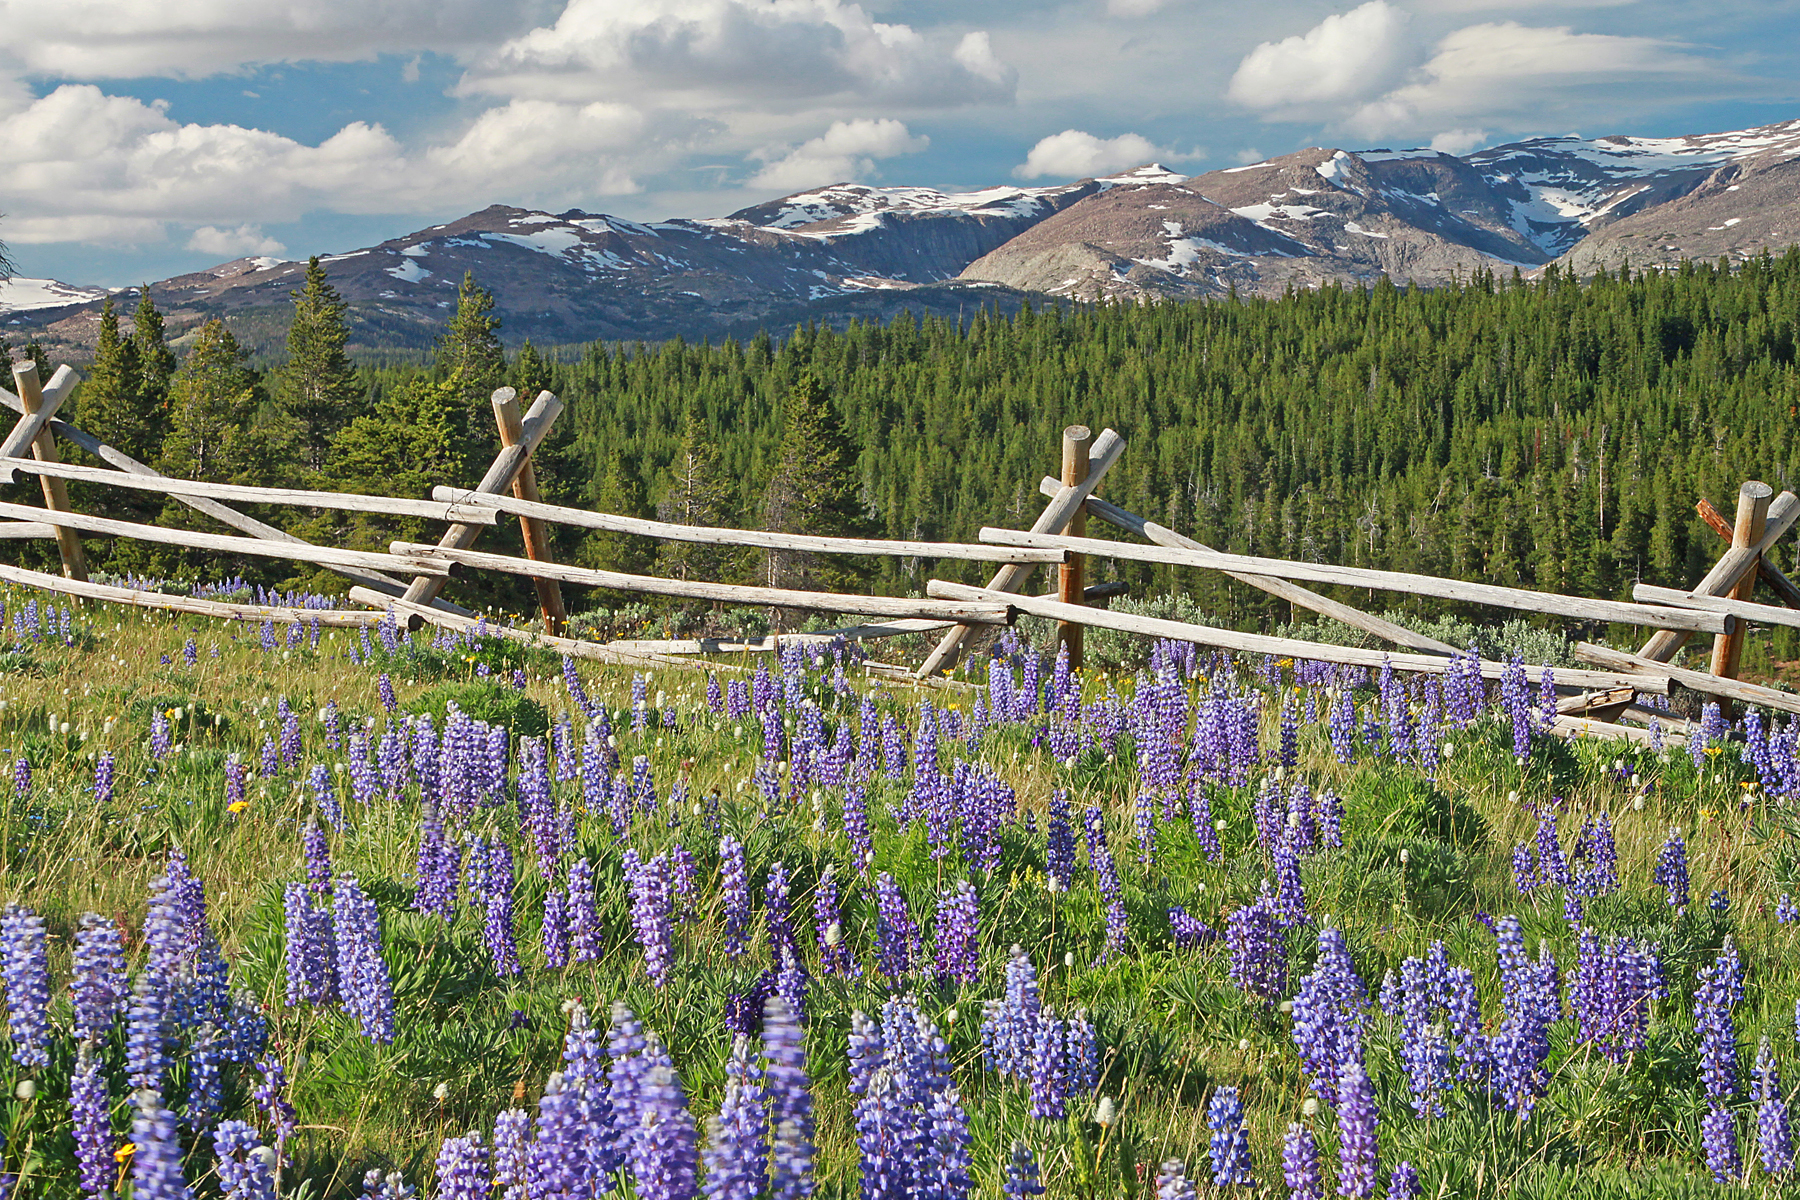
[12,119,1800,352]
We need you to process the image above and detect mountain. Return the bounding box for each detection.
[8,119,1800,354]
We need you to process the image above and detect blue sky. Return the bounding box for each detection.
[1,0,1795,286]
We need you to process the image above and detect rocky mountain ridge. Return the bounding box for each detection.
[9,120,1799,353]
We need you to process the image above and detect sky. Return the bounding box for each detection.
[1,0,1795,286]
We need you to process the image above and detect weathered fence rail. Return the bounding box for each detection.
[2,348,1796,748]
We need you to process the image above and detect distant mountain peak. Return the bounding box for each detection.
[10,116,1800,353]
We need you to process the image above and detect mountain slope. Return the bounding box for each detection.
[8,119,1800,353]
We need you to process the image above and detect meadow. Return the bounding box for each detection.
[0,585,1791,1199]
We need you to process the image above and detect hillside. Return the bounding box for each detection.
[6,119,1800,354]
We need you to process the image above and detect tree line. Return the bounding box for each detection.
[13,250,1800,651]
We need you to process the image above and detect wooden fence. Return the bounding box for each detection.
[4,352,1797,745]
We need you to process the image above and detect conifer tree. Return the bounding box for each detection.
[78,297,149,460]
[761,371,866,592]
[437,272,505,445]
[132,288,177,443]
[577,451,657,589]
[156,319,276,486]
[656,413,734,582]
[322,377,464,550]
[275,257,362,476]
[512,339,551,403]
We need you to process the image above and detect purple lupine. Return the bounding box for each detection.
[214,1119,276,1200]
[981,946,1043,1078]
[1155,1160,1197,1200]
[130,1091,193,1200]
[11,757,27,800]
[1654,828,1689,910]
[1206,1086,1254,1188]
[1169,906,1218,948]
[1568,930,1662,1063]
[763,996,814,1200]
[435,1132,493,1200]
[1283,1123,1322,1200]
[721,836,751,958]
[71,911,129,1041]
[1271,836,1307,928]
[150,707,172,759]
[1003,1141,1045,1198]
[73,1047,113,1196]
[1084,805,1129,960]
[1226,892,1286,1005]
[1488,916,1552,1118]
[94,751,116,804]
[333,876,396,1043]
[1697,938,1744,1103]
[1501,655,1532,759]
[284,882,338,1005]
[1328,688,1357,764]
[704,1033,768,1200]
[1336,1056,1379,1198]
[569,857,602,963]
[1290,926,1367,1103]
[304,818,333,896]
[1703,1105,1741,1185]
[492,1108,530,1200]
[764,860,797,966]
[1756,1037,1794,1176]
[362,1170,415,1200]
[813,865,852,976]
[874,873,920,979]
[412,802,460,921]
[625,850,675,988]
[630,1051,701,1200]
[542,887,570,969]
[933,881,980,987]
[252,1055,298,1150]
[482,840,522,978]
[1388,1163,1421,1200]
[310,763,343,830]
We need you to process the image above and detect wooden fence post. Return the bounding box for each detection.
[492,389,567,635]
[1056,425,1091,669]
[1709,480,1772,684]
[11,360,87,583]
[1698,495,1800,609]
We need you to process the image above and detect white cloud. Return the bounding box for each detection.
[1428,127,1489,154]
[1345,22,1717,138]
[461,0,1015,108]
[1226,2,1413,112]
[0,84,663,244]
[749,118,927,190]
[0,0,546,78]
[1013,129,1169,179]
[1105,0,1173,16]
[185,224,287,257]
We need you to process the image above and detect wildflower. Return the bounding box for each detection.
[1206,1086,1254,1188]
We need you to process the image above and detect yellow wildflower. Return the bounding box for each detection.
[115,1143,135,1163]
[228,799,250,815]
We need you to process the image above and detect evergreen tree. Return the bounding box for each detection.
[20,337,49,385]
[275,257,362,476]
[437,272,505,446]
[578,451,657,585]
[656,413,734,582]
[77,297,149,459]
[321,377,464,551]
[512,339,552,403]
[156,319,277,486]
[132,288,177,446]
[761,371,866,593]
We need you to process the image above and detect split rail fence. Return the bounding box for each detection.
[2,353,1795,745]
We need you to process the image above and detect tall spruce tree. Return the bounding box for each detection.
[132,288,177,445]
[761,371,866,592]
[437,272,505,450]
[512,339,551,402]
[78,297,149,459]
[321,377,464,552]
[275,257,362,475]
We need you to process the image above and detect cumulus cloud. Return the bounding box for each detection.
[1013,130,1169,179]
[749,118,927,190]
[0,84,662,243]
[1428,127,1489,154]
[185,224,287,257]
[0,0,545,78]
[460,0,1015,108]
[1226,2,1413,113]
[1344,22,1718,138]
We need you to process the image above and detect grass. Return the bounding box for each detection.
[0,589,1796,1198]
